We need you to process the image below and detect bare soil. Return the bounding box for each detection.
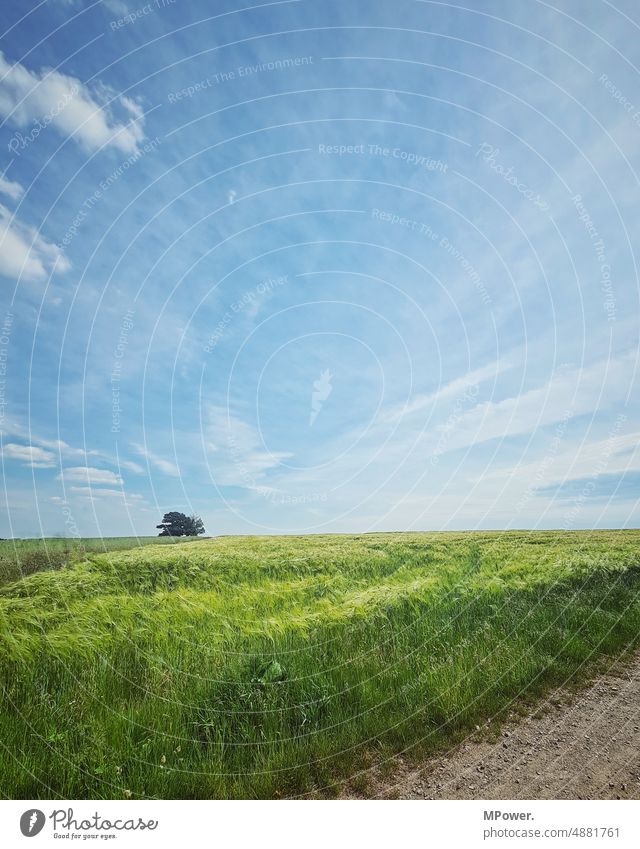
[347,651,640,800]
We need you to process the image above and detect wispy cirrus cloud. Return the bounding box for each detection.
[69,485,144,500]
[380,358,516,426]
[118,459,145,474]
[488,430,640,490]
[535,471,640,501]
[132,443,180,476]
[432,352,636,456]
[206,404,291,489]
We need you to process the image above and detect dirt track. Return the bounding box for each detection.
[356,652,640,800]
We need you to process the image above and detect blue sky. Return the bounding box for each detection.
[0,0,638,537]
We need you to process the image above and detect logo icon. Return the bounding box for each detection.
[20,810,45,837]
[309,369,333,426]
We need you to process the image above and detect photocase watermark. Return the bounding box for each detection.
[167,56,314,103]
[430,383,479,465]
[204,275,288,353]
[0,312,13,428]
[109,0,176,31]
[572,193,616,322]
[318,142,448,172]
[277,491,328,505]
[60,137,161,247]
[599,73,640,129]
[19,806,159,837]
[20,809,45,837]
[7,86,79,156]
[111,309,135,434]
[372,208,491,305]
[49,498,81,538]
[476,143,550,213]
[309,369,333,426]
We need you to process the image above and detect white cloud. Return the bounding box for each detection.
[206,405,291,488]
[1,422,98,459]
[1,443,57,468]
[118,459,145,474]
[103,0,130,13]
[246,352,637,525]
[0,202,71,282]
[70,486,143,500]
[438,353,636,455]
[488,430,640,490]
[132,443,180,476]
[34,437,96,458]
[381,358,515,426]
[119,94,144,121]
[58,466,123,485]
[0,51,145,154]
[0,421,141,473]
[0,175,23,201]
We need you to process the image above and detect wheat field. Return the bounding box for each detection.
[0,531,639,798]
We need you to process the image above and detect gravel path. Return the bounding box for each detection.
[355,652,640,799]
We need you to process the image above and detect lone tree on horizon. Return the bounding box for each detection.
[156,512,206,537]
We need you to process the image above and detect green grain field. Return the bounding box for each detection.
[0,535,193,586]
[0,531,639,799]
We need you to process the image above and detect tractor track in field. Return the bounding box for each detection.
[346,650,640,800]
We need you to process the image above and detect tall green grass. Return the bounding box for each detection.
[0,531,638,798]
[0,535,197,586]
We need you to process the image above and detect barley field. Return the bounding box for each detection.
[0,535,194,587]
[0,531,639,799]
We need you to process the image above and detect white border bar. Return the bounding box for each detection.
[1,799,639,849]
